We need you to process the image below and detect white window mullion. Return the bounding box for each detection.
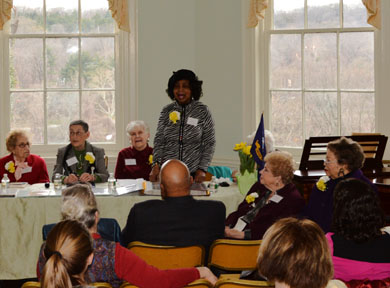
[336,31,341,134]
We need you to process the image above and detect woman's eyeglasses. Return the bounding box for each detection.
[17,142,30,148]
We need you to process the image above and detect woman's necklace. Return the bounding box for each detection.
[77,153,84,170]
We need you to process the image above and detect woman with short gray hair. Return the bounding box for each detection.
[115,120,153,180]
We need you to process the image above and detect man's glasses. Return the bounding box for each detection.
[69,131,85,137]
[17,142,30,148]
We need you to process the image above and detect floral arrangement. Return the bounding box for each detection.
[169,111,180,124]
[148,154,153,165]
[233,142,255,175]
[245,192,259,206]
[85,152,95,165]
[316,175,330,191]
[5,161,15,173]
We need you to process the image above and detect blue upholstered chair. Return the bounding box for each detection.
[42,218,122,244]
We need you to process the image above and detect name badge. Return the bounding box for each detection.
[187,117,198,126]
[233,217,247,231]
[269,194,283,203]
[125,159,137,166]
[21,166,32,174]
[66,156,78,167]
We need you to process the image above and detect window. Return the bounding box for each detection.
[263,0,375,147]
[7,0,119,145]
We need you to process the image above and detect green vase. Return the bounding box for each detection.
[236,170,257,195]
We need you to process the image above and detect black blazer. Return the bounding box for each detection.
[121,196,226,252]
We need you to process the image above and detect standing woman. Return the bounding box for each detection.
[149,69,216,183]
[115,120,153,180]
[0,130,49,184]
[41,220,94,288]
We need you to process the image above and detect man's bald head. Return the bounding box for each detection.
[160,160,192,198]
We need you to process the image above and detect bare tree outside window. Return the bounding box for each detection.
[270,0,374,147]
[9,0,116,144]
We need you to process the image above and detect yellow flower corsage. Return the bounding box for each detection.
[85,152,95,164]
[148,154,153,165]
[316,176,330,191]
[169,111,180,124]
[5,161,15,173]
[245,192,259,205]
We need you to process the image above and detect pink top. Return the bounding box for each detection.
[326,232,390,281]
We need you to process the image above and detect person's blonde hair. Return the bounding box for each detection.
[5,130,29,152]
[41,220,93,288]
[264,151,295,184]
[258,218,333,288]
[61,184,98,229]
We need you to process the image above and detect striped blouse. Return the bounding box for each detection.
[153,100,215,173]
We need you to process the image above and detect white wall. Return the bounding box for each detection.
[137,0,245,168]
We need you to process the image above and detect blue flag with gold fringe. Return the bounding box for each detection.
[250,113,266,174]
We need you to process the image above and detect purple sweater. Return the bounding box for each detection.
[225,182,305,239]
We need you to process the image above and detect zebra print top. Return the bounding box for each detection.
[153,100,216,173]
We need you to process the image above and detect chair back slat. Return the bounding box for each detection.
[208,239,261,271]
[128,241,205,269]
[215,278,274,288]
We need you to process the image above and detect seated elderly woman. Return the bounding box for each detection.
[327,178,390,282]
[225,151,305,240]
[303,137,376,232]
[115,120,153,180]
[0,130,49,184]
[41,220,94,288]
[258,217,347,288]
[37,184,217,288]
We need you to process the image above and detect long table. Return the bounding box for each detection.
[0,185,244,280]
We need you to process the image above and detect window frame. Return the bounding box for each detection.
[0,0,138,160]
[251,0,380,157]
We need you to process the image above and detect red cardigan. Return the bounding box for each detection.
[114,146,153,180]
[0,153,49,184]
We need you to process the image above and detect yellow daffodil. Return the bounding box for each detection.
[242,145,252,156]
[233,142,246,151]
[148,154,153,165]
[245,192,259,204]
[85,152,95,164]
[316,176,330,191]
[5,161,15,173]
[169,111,180,124]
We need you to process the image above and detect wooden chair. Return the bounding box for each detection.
[208,239,262,272]
[21,282,40,288]
[215,278,274,288]
[92,283,113,288]
[120,279,213,288]
[104,155,109,169]
[128,241,205,269]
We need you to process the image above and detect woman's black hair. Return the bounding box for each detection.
[332,178,384,243]
[166,69,203,101]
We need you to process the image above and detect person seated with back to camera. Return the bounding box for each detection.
[114,120,153,180]
[40,220,95,288]
[225,151,305,240]
[52,120,109,184]
[0,130,49,184]
[257,217,347,288]
[37,183,217,288]
[121,159,226,254]
[327,178,390,284]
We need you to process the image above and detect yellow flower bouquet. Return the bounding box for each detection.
[233,142,255,175]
